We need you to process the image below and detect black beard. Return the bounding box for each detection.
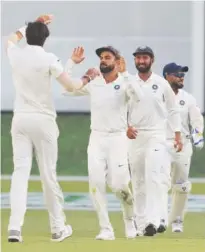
[171,82,184,89]
[100,65,115,74]
[135,63,152,73]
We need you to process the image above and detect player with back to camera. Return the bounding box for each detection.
[6,14,99,243]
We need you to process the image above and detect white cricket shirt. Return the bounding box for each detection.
[166,89,204,139]
[64,68,143,133]
[124,72,181,132]
[7,43,71,118]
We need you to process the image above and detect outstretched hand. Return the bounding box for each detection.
[36,14,54,25]
[71,47,85,64]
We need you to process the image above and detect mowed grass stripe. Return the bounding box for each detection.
[1,180,205,194]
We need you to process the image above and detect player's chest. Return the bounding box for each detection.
[176,96,189,118]
[90,84,126,106]
[141,83,165,103]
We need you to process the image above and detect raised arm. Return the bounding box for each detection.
[6,14,53,52]
[50,54,99,92]
[60,47,98,95]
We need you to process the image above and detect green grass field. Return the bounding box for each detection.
[1,113,205,177]
[1,113,205,251]
[1,180,205,252]
[1,180,205,194]
[1,210,205,252]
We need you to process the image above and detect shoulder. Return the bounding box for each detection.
[152,73,168,86]
[178,90,197,107]
[46,52,59,61]
[7,42,21,59]
[152,73,171,92]
[185,91,196,105]
[45,52,62,65]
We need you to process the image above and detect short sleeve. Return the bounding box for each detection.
[49,53,64,78]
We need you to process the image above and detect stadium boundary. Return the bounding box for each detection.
[1,175,205,183]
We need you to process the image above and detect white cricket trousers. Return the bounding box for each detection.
[128,131,166,230]
[167,138,193,223]
[8,113,66,234]
[88,131,134,231]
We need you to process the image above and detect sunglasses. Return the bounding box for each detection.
[170,72,185,78]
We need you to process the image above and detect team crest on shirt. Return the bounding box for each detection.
[152,84,158,90]
[114,85,120,90]
[179,100,185,106]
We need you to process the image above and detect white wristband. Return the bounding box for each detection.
[18,26,27,37]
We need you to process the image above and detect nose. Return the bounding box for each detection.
[138,58,145,64]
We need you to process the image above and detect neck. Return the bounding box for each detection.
[172,87,179,95]
[170,83,179,94]
[102,71,118,84]
[138,71,152,81]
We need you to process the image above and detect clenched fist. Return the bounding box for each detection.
[84,68,100,82]
[127,126,138,139]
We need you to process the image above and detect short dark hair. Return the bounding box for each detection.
[26,21,50,46]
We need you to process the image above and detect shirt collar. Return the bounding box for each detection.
[136,72,154,82]
[25,45,45,51]
[100,73,122,84]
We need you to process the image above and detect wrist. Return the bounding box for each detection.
[175,131,181,139]
[70,58,78,65]
[81,75,91,85]
[82,75,92,84]
[18,26,27,37]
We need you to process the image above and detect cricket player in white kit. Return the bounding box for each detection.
[6,14,99,242]
[125,47,182,236]
[159,63,204,233]
[65,46,143,240]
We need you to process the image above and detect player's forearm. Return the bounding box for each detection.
[64,58,76,76]
[7,26,26,47]
[57,72,90,92]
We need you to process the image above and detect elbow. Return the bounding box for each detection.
[64,86,74,92]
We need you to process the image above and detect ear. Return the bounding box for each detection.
[151,57,155,64]
[165,74,171,81]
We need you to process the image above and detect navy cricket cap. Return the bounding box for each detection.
[163,63,189,78]
[133,46,154,58]
[96,46,121,59]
